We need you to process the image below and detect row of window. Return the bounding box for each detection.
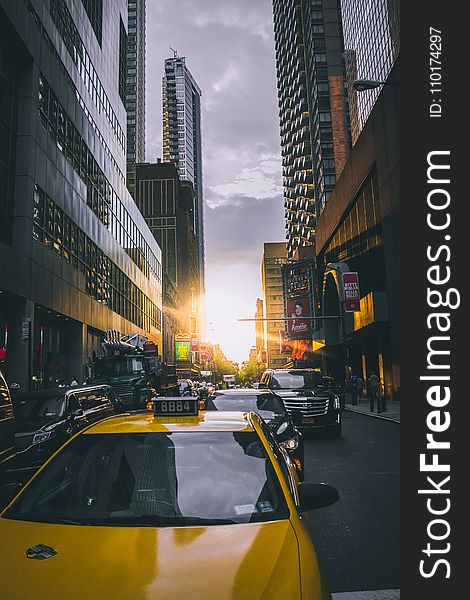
[33,183,162,333]
[48,0,125,149]
[37,74,160,286]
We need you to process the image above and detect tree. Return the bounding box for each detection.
[238,359,265,387]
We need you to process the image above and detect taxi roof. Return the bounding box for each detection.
[84,410,255,434]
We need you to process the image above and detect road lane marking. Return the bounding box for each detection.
[332,590,400,599]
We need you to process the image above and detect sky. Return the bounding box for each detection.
[145,0,286,364]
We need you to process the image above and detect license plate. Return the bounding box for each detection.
[302,417,315,424]
[154,398,198,416]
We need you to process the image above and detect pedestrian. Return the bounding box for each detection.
[350,375,358,405]
[368,372,380,412]
[69,376,79,387]
[356,375,363,403]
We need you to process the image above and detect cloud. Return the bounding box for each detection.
[145,0,284,362]
[205,195,285,268]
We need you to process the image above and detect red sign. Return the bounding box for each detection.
[287,297,311,337]
[342,272,361,312]
[190,335,199,351]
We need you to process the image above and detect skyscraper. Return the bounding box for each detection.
[272,0,350,258]
[126,0,146,164]
[162,54,204,332]
[341,0,400,143]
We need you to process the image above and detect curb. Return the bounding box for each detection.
[345,406,400,424]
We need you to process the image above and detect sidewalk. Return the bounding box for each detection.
[344,396,400,423]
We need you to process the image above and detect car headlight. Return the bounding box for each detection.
[276,420,289,435]
[32,430,54,445]
[279,435,299,451]
[333,396,341,410]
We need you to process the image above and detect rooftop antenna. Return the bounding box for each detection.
[169,47,178,58]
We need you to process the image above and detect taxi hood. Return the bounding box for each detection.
[0,517,302,600]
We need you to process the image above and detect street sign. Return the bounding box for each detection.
[342,272,361,312]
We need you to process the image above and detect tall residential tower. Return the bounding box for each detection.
[272,0,350,258]
[162,55,204,331]
[126,0,146,164]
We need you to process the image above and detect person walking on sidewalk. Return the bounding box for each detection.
[356,375,363,403]
[368,372,380,412]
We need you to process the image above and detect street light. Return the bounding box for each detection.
[352,78,399,92]
[352,79,386,92]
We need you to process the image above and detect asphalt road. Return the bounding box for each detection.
[302,410,400,594]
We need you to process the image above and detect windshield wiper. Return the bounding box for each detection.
[80,515,238,527]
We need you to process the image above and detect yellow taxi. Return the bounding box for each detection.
[0,396,338,599]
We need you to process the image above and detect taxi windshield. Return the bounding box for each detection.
[5,432,289,527]
[204,393,286,422]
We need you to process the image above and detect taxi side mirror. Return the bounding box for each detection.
[298,482,339,511]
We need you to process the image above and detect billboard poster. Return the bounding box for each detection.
[282,260,315,340]
[175,341,191,362]
[286,296,311,337]
[342,272,361,312]
[190,334,199,351]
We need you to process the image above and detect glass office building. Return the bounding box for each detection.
[0,0,162,389]
[341,0,400,143]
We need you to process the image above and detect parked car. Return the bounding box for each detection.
[259,369,342,437]
[8,385,122,480]
[203,388,305,480]
[0,371,15,467]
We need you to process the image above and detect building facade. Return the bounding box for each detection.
[341,0,400,143]
[130,161,200,362]
[0,0,162,389]
[162,55,205,333]
[316,59,400,401]
[272,0,350,258]
[261,243,289,368]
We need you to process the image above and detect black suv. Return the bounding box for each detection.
[259,369,342,437]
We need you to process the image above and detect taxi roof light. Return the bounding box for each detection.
[147,397,200,417]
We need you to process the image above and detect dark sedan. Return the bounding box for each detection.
[8,385,121,477]
[203,388,305,480]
